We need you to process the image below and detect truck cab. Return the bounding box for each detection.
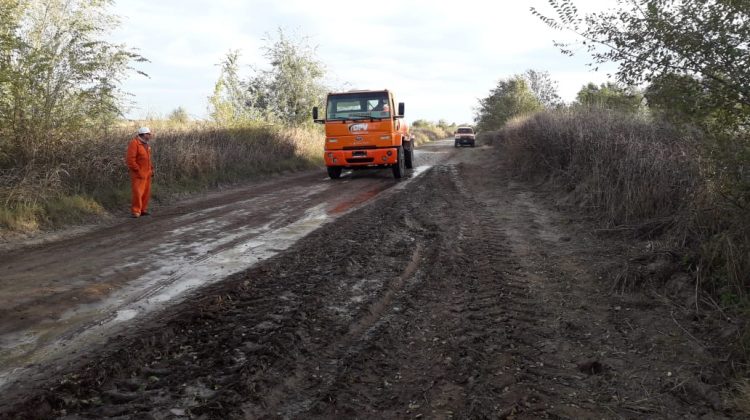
[313,89,413,179]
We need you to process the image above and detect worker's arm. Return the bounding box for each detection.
[125,140,141,173]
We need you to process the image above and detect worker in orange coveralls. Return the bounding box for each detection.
[125,127,154,218]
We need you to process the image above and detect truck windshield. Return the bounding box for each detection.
[457,128,473,134]
[327,92,391,120]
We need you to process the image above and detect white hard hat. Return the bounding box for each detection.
[138,126,151,135]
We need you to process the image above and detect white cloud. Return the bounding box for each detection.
[109,0,621,122]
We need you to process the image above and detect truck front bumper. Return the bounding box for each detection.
[325,148,399,167]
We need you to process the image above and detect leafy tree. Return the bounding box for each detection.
[0,0,24,165]
[168,106,190,124]
[0,0,146,166]
[645,73,713,125]
[533,0,750,294]
[253,29,326,125]
[208,51,254,125]
[575,82,644,113]
[531,0,750,129]
[524,69,562,109]
[209,29,326,126]
[474,76,543,132]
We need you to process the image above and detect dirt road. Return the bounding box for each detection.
[0,144,443,390]
[0,140,734,418]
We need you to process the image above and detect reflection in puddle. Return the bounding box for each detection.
[411,165,431,178]
[0,165,434,390]
[328,165,432,214]
[330,185,390,214]
[113,309,139,322]
[95,204,332,327]
[0,206,332,390]
[143,204,330,307]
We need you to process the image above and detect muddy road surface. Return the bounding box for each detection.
[0,140,734,418]
[0,143,444,390]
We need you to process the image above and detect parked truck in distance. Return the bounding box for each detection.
[313,89,413,179]
[454,126,476,147]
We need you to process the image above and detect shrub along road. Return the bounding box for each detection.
[0,140,734,418]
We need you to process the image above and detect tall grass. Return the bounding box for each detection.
[483,109,700,226]
[482,107,749,309]
[0,122,324,231]
[412,124,453,145]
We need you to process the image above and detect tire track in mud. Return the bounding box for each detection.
[289,163,538,418]
[242,169,458,418]
[283,159,729,419]
[253,242,425,418]
[0,165,443,418]
[455,156,729,419]
[0,145,731,419]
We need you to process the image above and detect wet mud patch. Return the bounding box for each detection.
[0,142,737,418]
[0,166,450,418]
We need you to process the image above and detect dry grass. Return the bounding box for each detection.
[0,121,324,231]
[486,106,750,358]
[412,125,452,145]
[727,379,750,416]
[483,109,700,226]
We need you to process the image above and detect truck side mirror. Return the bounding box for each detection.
[312,107,324,123]
[398,102,405,118]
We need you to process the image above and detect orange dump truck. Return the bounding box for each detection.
[313,89,413,179]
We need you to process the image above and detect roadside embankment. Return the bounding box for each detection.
[479,108,750,372]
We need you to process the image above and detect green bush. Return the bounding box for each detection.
[475,76,543,132]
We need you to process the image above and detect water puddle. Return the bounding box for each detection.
[113,309,139,322]
[410,165,431,178]
[0,165,434,390]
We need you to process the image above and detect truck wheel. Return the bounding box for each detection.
[471,141,475,147]
[392,147,405,179]
[327,166,342,179]
[405,142,414,169]
[454,142,459,148]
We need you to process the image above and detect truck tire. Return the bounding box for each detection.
[327,166,342,179]
[392,146,405,179]
[405,142,414,169]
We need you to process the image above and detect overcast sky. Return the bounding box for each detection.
[111,0,619,124]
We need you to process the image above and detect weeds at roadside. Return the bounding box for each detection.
[0,122,325,232]
[482,107,750,387]
[42,195,106,227]
[727,379,750,414]
[412,124,453,145]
